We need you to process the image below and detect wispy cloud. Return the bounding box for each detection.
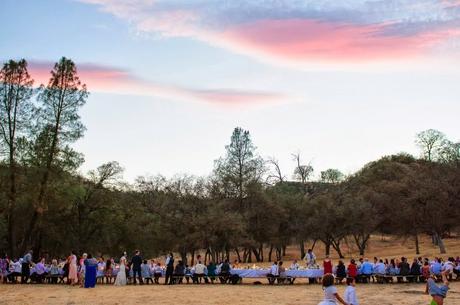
[79,0,460,65]
[26,60,285,106]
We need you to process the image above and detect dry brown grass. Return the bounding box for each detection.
[0,235,459,305]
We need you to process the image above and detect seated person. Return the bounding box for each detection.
[409,258,421,282]
[399,257,410,276]
[267,261,279,284]
[173,260,185,284]
[386,259,399,276]
[218,259,231,283]
[184,265,192,284]
[206,261,216,283]
[359,258,373,282]
[443,257,455,281]
[431,259,443,276]
[335,260,347,282]
[49,259,61,284]
[33,258,47,283]
[153,263,163,284]
[421,261,431,282]
[277,261,288,284]
[374,259,386,275]
[193,261,208,283]
[7,259,22,283]
[289,259,300,270]
[142,260,153,284]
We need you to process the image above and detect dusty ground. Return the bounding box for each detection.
[2,236,459,305]
[0,282,459,305]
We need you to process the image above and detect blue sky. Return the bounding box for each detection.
[2,0,460,181]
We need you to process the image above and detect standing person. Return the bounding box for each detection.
[318,273,349,305]
[84,254,98,288]
[305,249,316,268]
[426,270,449,305]
[79,253,87,287]
[165,253,174,285]
[131,250,143,285]
[114,254,127,286]
[344,277,359,305]
[324,255,333,275]
[21,250,33,284]
[0,254,9,284]
[68,251,78,285]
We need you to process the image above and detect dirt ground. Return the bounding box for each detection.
[0,281,459,305]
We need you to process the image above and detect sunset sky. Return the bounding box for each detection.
[2,0,460,181]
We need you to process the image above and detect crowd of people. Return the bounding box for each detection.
[1,249,459,289]
[0,250,237,287]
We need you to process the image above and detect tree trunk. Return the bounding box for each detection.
[299,240,305,260]
[325,242,331,256]
[282,245,286,257]
[234,248,240,262]
[7,153,17,258]
[331,240,344,259]
[434,233,447,254]
[180,249,187,265]
[311,239,318,251]
[191,249,195,265]
[414,233,420,255]
[268,245,273,262]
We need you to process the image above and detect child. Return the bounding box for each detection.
[153,263,163,284]
[49,259,60,284]
[185,265,192,284]
[141,260,153,284]
[426,270,449,305]
[344,277,359,305]
[318,273,349,305]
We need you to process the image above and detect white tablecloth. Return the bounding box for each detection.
[230,269,323,278]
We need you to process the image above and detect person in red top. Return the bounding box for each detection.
[347,259,358,279]
[323,255,333,275]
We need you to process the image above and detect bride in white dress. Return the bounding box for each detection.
[114,255,127,286]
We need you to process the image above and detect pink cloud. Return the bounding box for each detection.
[26,61,284,106]
[221,19,460,63]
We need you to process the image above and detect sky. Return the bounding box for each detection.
[1,0,460,182]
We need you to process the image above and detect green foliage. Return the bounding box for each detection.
[0,58,459,261]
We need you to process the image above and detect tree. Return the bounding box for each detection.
[321,168,344,184]
[23,57,88,253]
[292,153,313,191]
[266,157,285,184]
[214,127,265,206]
[0,59,34,256]
[415,129,448,162]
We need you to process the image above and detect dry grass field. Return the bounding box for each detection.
[0,235,459,305]
[1,282,459,305]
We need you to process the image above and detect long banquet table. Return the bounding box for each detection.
[230,268,323,278]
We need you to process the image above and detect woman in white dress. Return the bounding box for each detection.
[114,254,127,286]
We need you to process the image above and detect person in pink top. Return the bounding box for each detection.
[68,250,78,285]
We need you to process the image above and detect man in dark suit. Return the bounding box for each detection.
[165,253,174,285]
[131,250,143,284]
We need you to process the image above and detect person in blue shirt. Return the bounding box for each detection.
[360,258,374,275]
[141,260,153,284]
[431,259,443,276]
[426,270,449,305]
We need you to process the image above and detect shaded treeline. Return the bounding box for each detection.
[1,58,459,263]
